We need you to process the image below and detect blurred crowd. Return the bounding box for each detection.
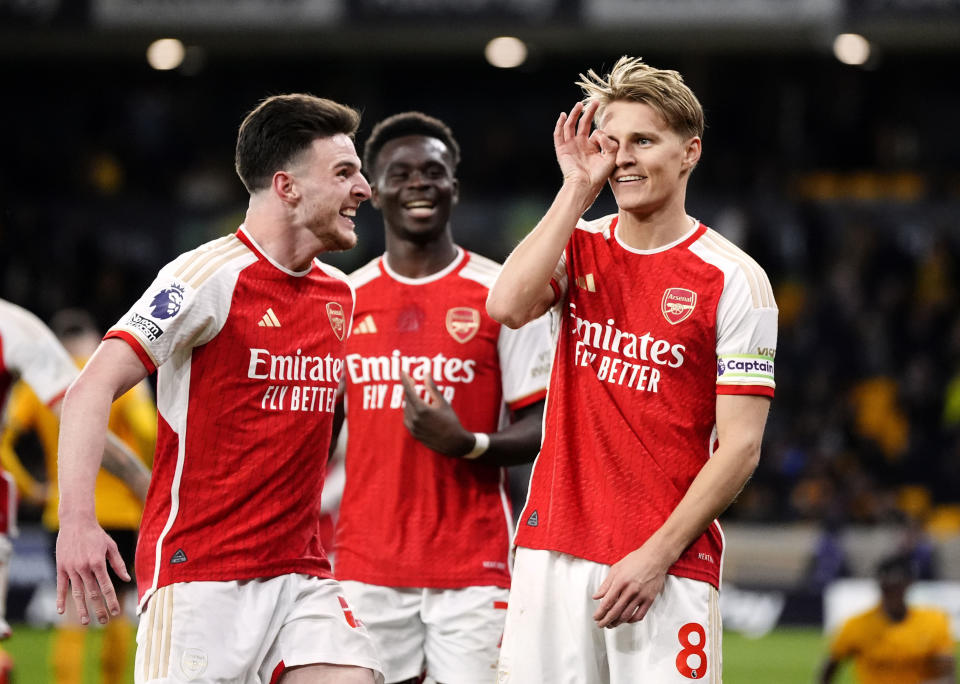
[2,50,960,544]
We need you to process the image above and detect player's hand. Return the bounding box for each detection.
[592,544,670,628]
[55,520,130,625]
[554,100,618,193]
[400,372,475,457]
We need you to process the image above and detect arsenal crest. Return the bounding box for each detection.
[326,302,346,341]
[661,288,697,325]
[446,307,480,344]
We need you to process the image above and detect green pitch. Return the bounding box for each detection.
[0,625,884,683]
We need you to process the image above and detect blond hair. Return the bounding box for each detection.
[577,56,704,140]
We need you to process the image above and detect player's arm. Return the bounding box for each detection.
[56,338,148,625]
[400,373,544,466]
[48,394,152,502]
[486,100,617,329]
[592,393,770,628]
[0,391,47,505]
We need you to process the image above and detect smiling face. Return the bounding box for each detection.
[370,134,459,244]
[288,134,371,252]
[598,100,701,217]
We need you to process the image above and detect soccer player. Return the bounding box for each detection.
[334,112,552,684]
[819,554,956,684]
[486,57,778,682]
[55,94,384,684]
[0,298,151,644]
[0,309,156,684]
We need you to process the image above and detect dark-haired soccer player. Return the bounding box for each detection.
[56,94,384,684]
[488,57,777,682]
[820,554,955,684]
[334,112,551,684]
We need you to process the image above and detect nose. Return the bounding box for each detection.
[615,144,635,168]
[354,174,372,201]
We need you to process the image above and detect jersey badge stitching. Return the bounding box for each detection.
[446,307,480,343]
[326,302,346,341]
[661,288,697,325]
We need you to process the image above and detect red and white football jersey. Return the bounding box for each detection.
[106,227,354,610]
[515,216,777,589]
[0,298,78,417]
[334,248,552,589]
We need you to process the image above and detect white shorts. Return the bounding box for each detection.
[339,581,509,684]
[135,574,384,684]
[497,548,721,684]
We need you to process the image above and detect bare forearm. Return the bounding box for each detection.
[487,182,594,328]
[474,403,544,466]
[644,443,760,567]
[57,378,114,522]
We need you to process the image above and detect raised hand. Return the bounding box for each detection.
[554,100,619,193]
[400,372,475,457]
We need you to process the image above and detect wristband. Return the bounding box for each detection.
[465,432,490,460]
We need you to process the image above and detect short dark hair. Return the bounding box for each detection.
[363,111,461,179]
[49,308,98,340]
[235,94,361,193]
[876,553,916,582]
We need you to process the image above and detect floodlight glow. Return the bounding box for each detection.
[485,37,528,69]
[147,38,186,71]
[833,33,871,66]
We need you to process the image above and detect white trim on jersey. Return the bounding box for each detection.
[239,225,313,277]
[381,247,465,285]
[615,216,700,255]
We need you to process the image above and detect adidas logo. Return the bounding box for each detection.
[575,274,596,292]
[526,510,539,527]
[352,314,378,335]
[258,308,281,327]
[170,548,188,564]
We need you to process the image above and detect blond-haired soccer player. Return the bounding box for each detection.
[820,554,955,684]
[55,94,384,683]
[487,57,778,682]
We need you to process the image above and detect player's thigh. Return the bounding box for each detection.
[605,575,721,683]
[265,577,383,684]
[497,548,608,684]
[421,585,508,684]
[135,579,285,683]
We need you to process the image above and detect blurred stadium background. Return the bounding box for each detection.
[2,0,960,681]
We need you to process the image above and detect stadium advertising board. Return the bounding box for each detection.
[92,0,344,27]
[584,0,840,26]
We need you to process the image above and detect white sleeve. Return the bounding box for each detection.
[0,302,78,405]
[107,254,237,371]
[715,265,778,395]
[497,312,554,409]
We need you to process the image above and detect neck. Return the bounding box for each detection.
[244,204,322,272]
[384,227,458,279]
[883,601,908,622]
[616,204,694,251]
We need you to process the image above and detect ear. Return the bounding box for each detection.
[272,171,299,204]
[369,181,382,209]
[682,136,702,172]
[451,177,460,206]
